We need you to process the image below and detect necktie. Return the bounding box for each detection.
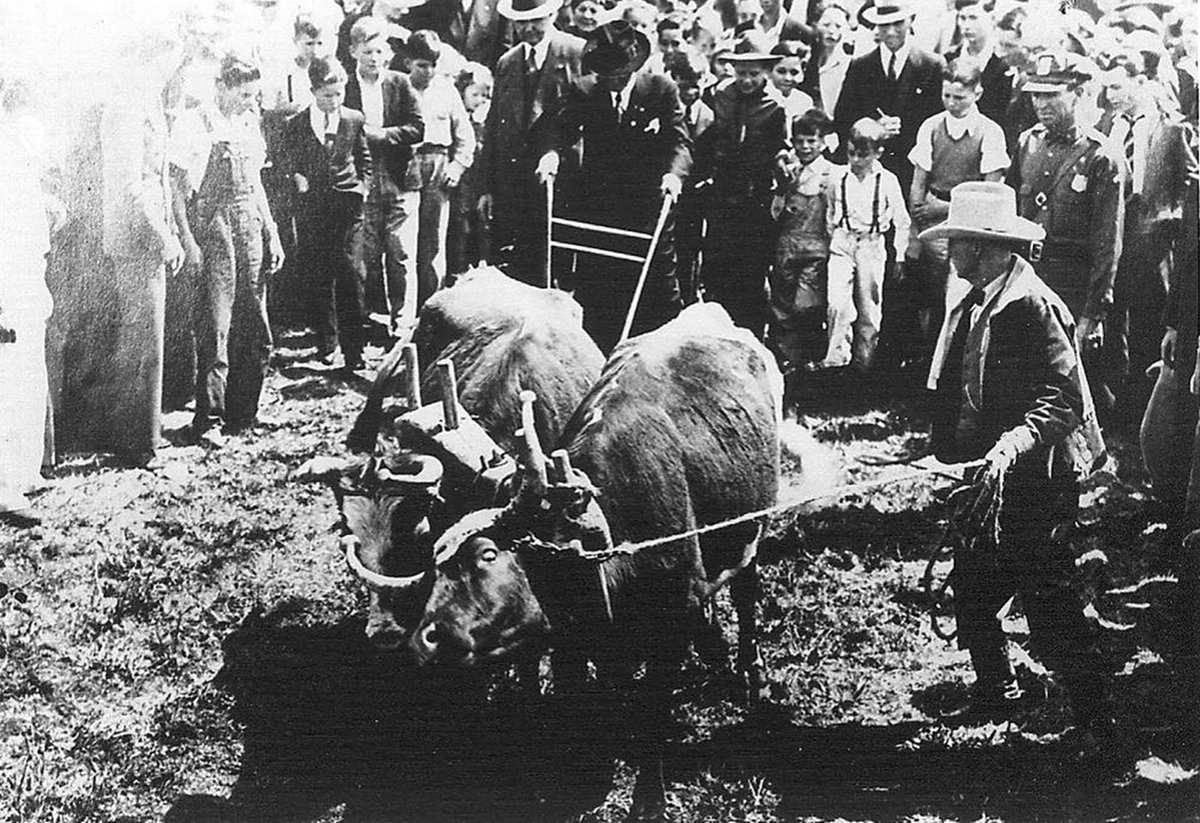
[944,287,985,386]
[1121,113,1139,179]
[887,52,897,83]
[324,112,336,154]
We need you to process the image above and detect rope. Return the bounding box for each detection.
[540,458,987,562]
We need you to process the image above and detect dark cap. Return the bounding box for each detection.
[1024,51,1096,92]
[582,21,651,76]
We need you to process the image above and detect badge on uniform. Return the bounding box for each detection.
[1034,191,1048,208]
[1070,174,1087,192]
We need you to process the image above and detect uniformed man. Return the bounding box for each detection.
[1007,51,1124,415]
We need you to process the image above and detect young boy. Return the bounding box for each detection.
[771,108,838,371]
[277,56,372,369]
[819,117,911,371]
[173,55,286,443]
[667,51,714,304]
[769,41,815,123]
[448,61,493,275]
[405,30,475,308]
[907,59,1008,347]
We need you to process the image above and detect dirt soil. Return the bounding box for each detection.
[2,332,1197,823]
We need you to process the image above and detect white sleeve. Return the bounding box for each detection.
[978,117,1010,175]
[907,116,936,173]
[887,172,911,255]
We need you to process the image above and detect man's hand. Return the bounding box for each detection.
[535,151,559,184]
[443,162,465,189]
[1075,316,1103,353]
[878,113,902,139]
[891,260,906,282]
[364,125,387,142]
[293,173,309,194]
[477,193,494,222]
[660,173,683,202]
[183,237,202,272]
[0,317,14,344]
[1161,327,1178,370]
[265,232,285,275]
[163,234,185,274]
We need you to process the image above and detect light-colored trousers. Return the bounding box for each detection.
[823,227,886,369]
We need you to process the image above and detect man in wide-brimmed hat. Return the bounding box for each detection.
[475,0,584,283]
[923,182,1113,751]
[693,30,788,338]
[534,20,691,351]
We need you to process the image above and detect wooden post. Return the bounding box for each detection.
[401,344,421,407]
[437,359,459,430]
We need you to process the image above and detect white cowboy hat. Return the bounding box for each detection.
[918,182,1046,244]
[499,0,563,21]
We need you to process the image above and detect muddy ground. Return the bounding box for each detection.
[2,330,1197,823]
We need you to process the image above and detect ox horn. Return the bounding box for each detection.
[401,343,421,408]
[342,534,426,591]
[377,453,444,487]
[437,359,460,431]
[518,390,549,496]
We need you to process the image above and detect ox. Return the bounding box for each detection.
[409,303,814,821]
[299,267,604,651]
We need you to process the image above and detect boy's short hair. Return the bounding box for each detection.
[848,117,887,153]
[308,56,347,89]
[770,40,810,61]
[349,16,388,50]
[657,14,685,36]
[218,54,262,87]
[953,0,993,11]
[407,30,442,63]
[294,13,323,40]
[665,50,708,86]
[942,57,982,87]
[816,1,851,22]
[455,61,493,93]
[996,6,1025,36]
[792,108,833,137]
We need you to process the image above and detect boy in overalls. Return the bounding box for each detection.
[176,55,284,444]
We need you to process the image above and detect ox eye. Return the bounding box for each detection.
[479,547,499,563]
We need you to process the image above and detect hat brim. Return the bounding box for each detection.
[725,52,784,63]
[582,29,652,75]
[919,219,1046,244]
[861,7,915,26]
[498,0,562,20]
[1023,79,1070,93]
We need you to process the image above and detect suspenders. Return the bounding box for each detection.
[840,171,882,233]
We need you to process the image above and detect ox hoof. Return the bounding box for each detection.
[742,669,769,704]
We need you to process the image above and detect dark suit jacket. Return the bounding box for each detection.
[834,45,945,190]
[276,106,372,202]
[345,70,424,188]
[480,28,585,200]
[539,71,692,225]
[944,47,1010,128]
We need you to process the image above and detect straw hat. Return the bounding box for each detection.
[860,0,916,27]
[498,0,562,21]
[725,30,782,63]
[918,182,1046,244]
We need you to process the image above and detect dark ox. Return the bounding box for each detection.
[302,267,604,651]
[410,305,800,821]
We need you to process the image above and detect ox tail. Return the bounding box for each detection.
[778,420,843,509]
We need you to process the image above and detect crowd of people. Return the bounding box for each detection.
[0,0,1195,763]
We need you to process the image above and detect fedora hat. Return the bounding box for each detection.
[582,20,651,75]
[918,182,1046,244]
[498,0,562,21]
[860,0,916,27]
[725,30,783,63]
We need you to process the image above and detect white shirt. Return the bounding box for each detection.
[819,45,851,116]
[771,87,816,126]
[525,36,552,72]
[1108,110,1151,195]
[610,73,637,119]
[907,108,1009,176]
[827,162,911,255]
[357,70,386,128]
[879,42,911,80]
[310,106,340,142]
[169,107,267,196]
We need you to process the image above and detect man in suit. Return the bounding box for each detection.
[535,21,691,352]
[478,0,584,284]
[923,182,1111,749]
[943,0,1010,127]
[277,58,374,369]
[344,16,425,334]
[834,0,943,373]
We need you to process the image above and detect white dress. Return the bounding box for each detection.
[0,114,52,510]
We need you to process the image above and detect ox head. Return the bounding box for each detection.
[408,509,551,667]
[295,450,445,652]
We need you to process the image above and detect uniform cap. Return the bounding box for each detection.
[1024,51,1096,93]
